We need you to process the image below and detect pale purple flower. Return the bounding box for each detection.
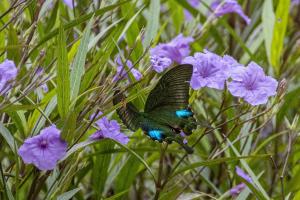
[150,55,172,73]
[113,56,142,81]
[230,183,246,196]
[18,125,67,171]
[292,0,300,6]
[168,34,194,62]
[0,59,18,94]
[41,83,49,93]
[63,0,77,8]
[221,55,243,77]
[180,131,188,144]
[229,167,253,196]
[150,34,194,72]
[236,166,252,182]
[35,67,44,76]
[211,0,251,24]
[228,62,278,106]
[182,50,228,90]
[90,114,129,145]
[184,0,201,21]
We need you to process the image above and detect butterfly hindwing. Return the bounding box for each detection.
[113,90,141,131]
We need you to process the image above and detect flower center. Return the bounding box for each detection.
[39,139,48,149]
[199,65,218,78]
[244,74,258,91]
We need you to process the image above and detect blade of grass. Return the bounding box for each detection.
[143,0,160,48]
[262,0,275,64]
[30,0,130,53]
[57,24,70,119]
[270,0,290,75]
[0,122,17,153]
[57,188,81,200]
[70,16,93,101]
[172,155,269,178]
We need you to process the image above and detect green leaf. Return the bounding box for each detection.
[172,155,269,178]
[114,155,141,197]
[0,104,43,112]
[118,6,145,43]
[270,0,290,74]
[31,0,130,53]
[143,0,160,48]
[70,16,93,101]
[226,139,270,200]
[103,189,129,200]
[0,122,17,154]
[262,0,275,64]
[7,25,21,64]
[60,140,95,162]
[57,188,81,200]
[115,141,156,181]
[92,141,113,198]
[277,87,300,124]
[57,24,70,118]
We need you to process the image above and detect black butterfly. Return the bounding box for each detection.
[113,64,196,153]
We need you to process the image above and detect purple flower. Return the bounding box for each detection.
[228,62,278,106]
[35,67,44,76]
[150,55,172,73]
[236,166,252,182]
[90,114,129,145]
[113,56,142,81]
[150,34,194,72]
[41,83,49,93]
[182,50,228,90]
[211,0,251,25]
[63,0,77,8]
[0,59,18,94]
[184,0,201,21]
[230,183,246,196]
[292,0,300,6]
[18,125,67,171]
[180,131,188,144]
[229,167,253,196]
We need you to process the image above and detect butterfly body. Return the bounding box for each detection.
[113,64,196,153]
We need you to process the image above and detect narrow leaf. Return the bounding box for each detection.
[70,17,93,101]
[57,188,81,200]
[143,0,160,48]
[262,0,275,64]
[270,0,290,74]
[57,24,70,118]
[0,122,17,154]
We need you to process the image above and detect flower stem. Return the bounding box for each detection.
[154,143,168,200]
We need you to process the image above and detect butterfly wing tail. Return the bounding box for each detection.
[113,90,141,131]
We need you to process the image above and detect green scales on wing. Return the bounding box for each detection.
[113,64,197,153]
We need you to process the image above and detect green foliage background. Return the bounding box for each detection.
[0,0,300,199]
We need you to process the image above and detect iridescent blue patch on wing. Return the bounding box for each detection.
[148,130,163,140]
[176,109,193,118]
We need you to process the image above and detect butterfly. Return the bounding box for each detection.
[113,64,197,153]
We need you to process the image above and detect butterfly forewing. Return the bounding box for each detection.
[144,64,193,113]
